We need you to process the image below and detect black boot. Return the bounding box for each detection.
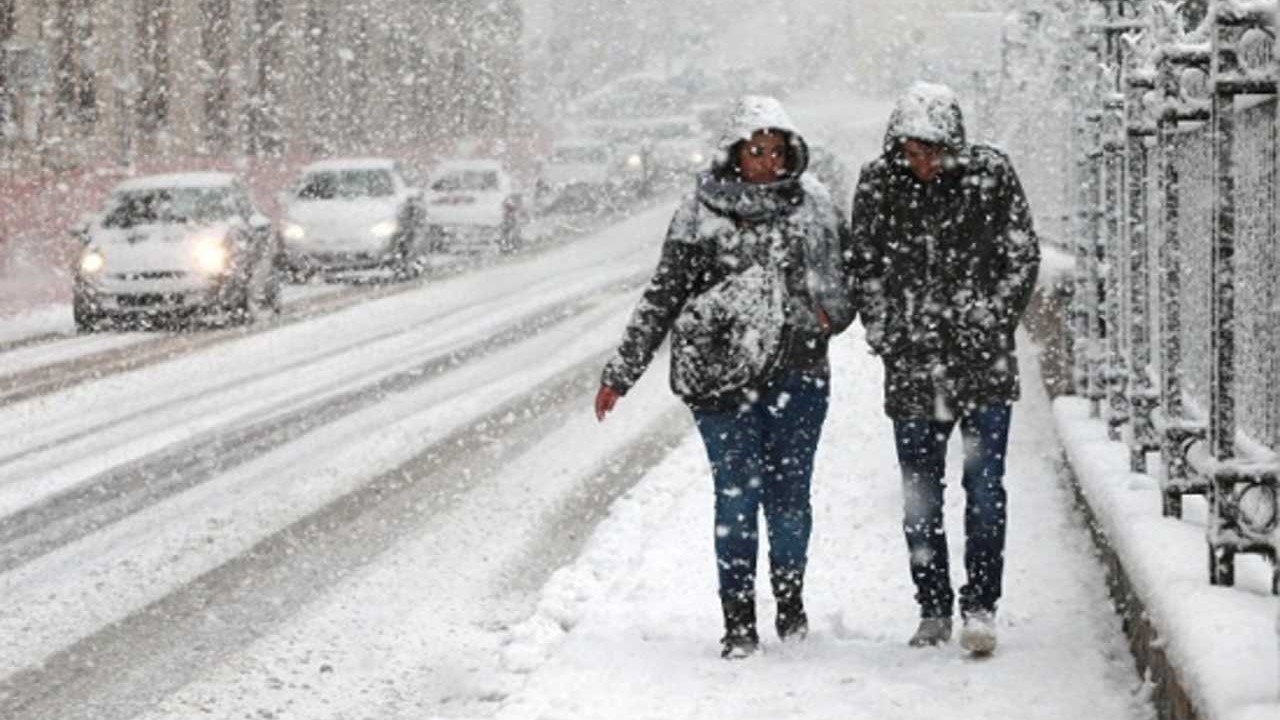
[720,596,759,659]
[771,568,808,641]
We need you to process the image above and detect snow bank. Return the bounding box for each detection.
[1053,398,1280,720]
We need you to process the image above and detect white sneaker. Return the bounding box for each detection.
[959,611,997,655]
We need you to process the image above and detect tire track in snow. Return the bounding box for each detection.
[0,280,411,408]
[0,275,646,574]
[0,352,690,720]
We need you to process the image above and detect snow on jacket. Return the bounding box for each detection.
[850,81,1041,420]
[602,95,856,410]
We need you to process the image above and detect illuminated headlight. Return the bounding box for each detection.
[689,151,706,165]
[283,222,306,241]
[370,220,399,239]
[192,234,230,275]
[626,154,643,169]
[79,248,106,275]
[1234,481,1279,535]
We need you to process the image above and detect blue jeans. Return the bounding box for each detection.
[893,404,1011,619]
[693,370,830,604]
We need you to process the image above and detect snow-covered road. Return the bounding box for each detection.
[0,93,1158,720]
[0,201,695,718]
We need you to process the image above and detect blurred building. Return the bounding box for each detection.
[0,0,525,174]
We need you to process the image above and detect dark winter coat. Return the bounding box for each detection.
[850,82,1041,420]
[602,96,856,411]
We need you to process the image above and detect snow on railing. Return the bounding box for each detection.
[1216,0,1279,25]
[1066,0,1280,594]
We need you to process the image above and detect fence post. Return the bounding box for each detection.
[1070,14,1098,400]
[1104,86,1131,441]
[1126,57,1159,473]
[1153,34,1211,519]
[1205,2,1279,591]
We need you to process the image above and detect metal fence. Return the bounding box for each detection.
[1064,0,1278,594]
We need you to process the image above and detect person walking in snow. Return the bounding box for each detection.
[848,81,1040,655]
[594,96,856,659]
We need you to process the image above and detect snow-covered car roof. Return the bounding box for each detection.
[112,172,239,192]
[431,159,506,175]
[300,157,397,173]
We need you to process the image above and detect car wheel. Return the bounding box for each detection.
[283,256,313,284]
[221,283,255,326]
[499,217,522,254]
[392,254,421,281]
[264,263,284,315]
[73,298,102,333]
[389,233,421,281]
[425,224,446,253]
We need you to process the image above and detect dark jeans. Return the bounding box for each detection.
[693,370,830,604]
[893,404,1011,619]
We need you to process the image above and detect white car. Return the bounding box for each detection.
[638,116,710,183]
[72,172,280,331]
[280,158,427,280]
[576,116,709,195]
[424,159,524,253]
[535,139,617,212]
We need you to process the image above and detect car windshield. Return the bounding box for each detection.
[102,188,239,228]
[431,170,499,192]
[552,146,609,164]
[295,169,395,200]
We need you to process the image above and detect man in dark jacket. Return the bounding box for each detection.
[850,81,1040,655]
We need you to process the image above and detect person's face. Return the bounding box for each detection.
[902,138,947,182]
[737,130,788,184]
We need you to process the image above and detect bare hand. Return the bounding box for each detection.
[817,306,832,335]
[595,385,621,421]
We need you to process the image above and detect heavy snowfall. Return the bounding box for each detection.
[0,1,1277,719]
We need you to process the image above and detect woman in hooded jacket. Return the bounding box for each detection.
[594,95,856,659]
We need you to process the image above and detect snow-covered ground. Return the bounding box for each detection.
[474,331,1155,720]
[1055,401,1280,720]
[0,90,1243,720]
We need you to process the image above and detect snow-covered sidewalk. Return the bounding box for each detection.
[1054,401,1280,720]
[488,329,1153,720]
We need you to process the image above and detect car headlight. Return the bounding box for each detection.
[283,222,306,241]
[192,234,230,275]
[80,248,106,275]
[370,220,398,239]
[690,151,706,165]
[626,154,643,169]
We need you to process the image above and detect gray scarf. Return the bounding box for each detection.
[695,170,804,223]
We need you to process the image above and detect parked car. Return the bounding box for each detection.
[280,158,427,280]
[424,159,524,253]
[72,172,281,332]
[535,138,618,213]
